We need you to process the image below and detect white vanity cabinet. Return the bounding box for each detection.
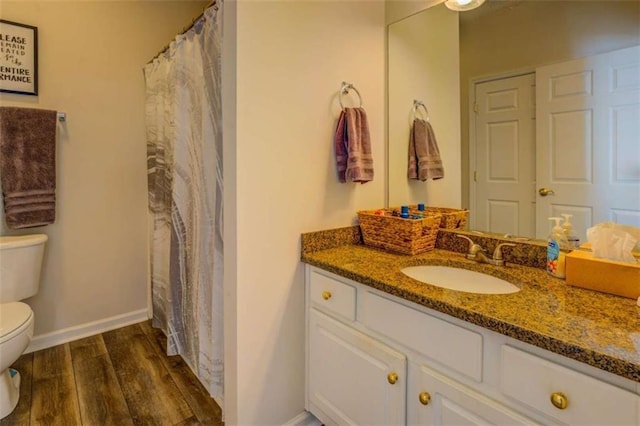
[307,268,406,424]
[305,265,640,425]
[308,309,407,425]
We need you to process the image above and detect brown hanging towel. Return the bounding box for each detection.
[0,107,57,229]
[334,107,374,183]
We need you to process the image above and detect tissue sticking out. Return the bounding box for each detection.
[586,222,639,264]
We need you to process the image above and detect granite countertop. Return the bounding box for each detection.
[301,227,640,383]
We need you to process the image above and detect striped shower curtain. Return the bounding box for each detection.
[144,4,223,403]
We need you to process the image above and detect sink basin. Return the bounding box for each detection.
[401,265,520,294]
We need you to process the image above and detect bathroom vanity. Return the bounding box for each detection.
[301,228,640,425]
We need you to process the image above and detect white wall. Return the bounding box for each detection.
[2,1,386,422]
[0,1,207,337]
[460,1,640,81]
[388,3,461,208]
[223,0,386,423]
[386,0,442,25]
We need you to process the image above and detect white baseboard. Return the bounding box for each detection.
[283,411,322,426]
[26,309,150,353]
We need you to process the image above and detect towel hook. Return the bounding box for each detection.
[413,100,429,121]
[339,81,363,109]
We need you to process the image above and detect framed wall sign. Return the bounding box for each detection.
[0,20,38,96]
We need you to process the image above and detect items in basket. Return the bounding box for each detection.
[357,206,469,255]
[408,205,469,230]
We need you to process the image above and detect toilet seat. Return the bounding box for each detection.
[0,302,33,344]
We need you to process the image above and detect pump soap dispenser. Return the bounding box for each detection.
[547,217,569,278]
[561,214,580,249]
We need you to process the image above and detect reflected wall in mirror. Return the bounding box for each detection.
[388,1,640,242]
[388,3,462,209]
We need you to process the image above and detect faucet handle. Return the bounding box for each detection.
[493,243,516,261]
[456,234,485,255]
[456,234,473,245]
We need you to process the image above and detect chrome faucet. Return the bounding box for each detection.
[456,235,516,266]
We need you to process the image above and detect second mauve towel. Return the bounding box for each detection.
[408,118,444,181]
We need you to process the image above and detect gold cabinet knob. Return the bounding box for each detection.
[387,372,399,385]
[418,391,431,405]
[322,291,332,300]
[550,392,568,410]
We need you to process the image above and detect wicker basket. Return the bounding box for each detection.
[357,209,442,255]
[409,206,469,230]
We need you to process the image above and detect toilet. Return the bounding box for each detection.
[0,234,47,419]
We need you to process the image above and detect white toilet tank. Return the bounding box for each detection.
[0,234,48,303]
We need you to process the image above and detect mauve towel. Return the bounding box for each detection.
[334,107,374,183]
[334,110,348,182]
[0,107,57,229]
[408,118,444,181]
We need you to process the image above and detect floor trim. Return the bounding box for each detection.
[283,411,322,426]
[26,309,150,353]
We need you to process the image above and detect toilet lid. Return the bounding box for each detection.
[0,302,33,344]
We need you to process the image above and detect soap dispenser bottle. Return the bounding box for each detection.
[561,214,580,249]
[547,217,569,278]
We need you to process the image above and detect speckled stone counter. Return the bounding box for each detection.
[301,227,640,383]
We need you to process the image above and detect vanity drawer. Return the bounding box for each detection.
[360,291,483,381]
[500,345,640,425]
[309,269,356,321]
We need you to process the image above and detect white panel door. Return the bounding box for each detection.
[536,45,640,241]
[474,74,536,237]
[308,309,407,425]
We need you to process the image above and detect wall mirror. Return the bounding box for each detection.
[387,0,640,243]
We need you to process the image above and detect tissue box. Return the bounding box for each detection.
[565,250,640,299]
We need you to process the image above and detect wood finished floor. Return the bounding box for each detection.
[0,321,223,426]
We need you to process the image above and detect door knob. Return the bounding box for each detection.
[538,187,555,196]
[321,291,332,300]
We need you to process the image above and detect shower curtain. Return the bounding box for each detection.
[144,3,223,402]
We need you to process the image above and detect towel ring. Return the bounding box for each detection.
[413,100,429,121]
[339,81,363,109]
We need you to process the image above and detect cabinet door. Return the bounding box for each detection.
[308,308,407,425]
[501,345,640,425]
[413,364,536,425]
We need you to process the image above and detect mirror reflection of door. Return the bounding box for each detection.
[472,73,535,238]
[537,45,640,242]
[471,45,640,242]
